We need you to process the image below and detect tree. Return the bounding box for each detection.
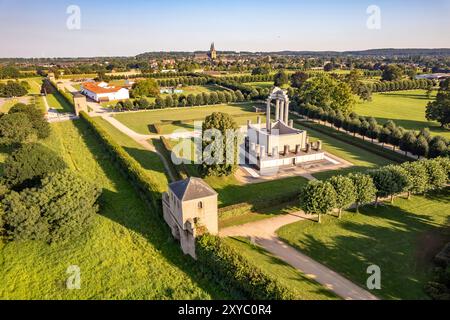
[299,181,336,223]
[423,159,447,191]
[0,82,28,97]
[3,143,67,190]
[414,136,429,159]
[426,79,450,128]
[382,65,403,81]
[274,71,289,87]
[0,113,37,146]
[290,72,309,89]
[389,127,404,151]
[323,63,334,72]
[400,161,429,198]
[399,131,416,156]
[296,74,355,115]
[136,98,150,109]
[369,166,408,204]
[1,170,101,243]
[130,79,160,97]
[329,176,356,218]
[200,112,238,177]
[9,103,50,139]
[252,66,270,75]
[429,136,448,158]
[348,173,376,212]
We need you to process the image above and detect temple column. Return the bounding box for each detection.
[275,100,280,121]
[279,100,284,123]
[266,99,271,133]
[284,99,289,124]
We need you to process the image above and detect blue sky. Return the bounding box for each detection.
[0,0,449,57]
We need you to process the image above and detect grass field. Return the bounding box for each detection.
[161,84,228,97]
[158,114,266,134]
[277,189,450,300]
[113,103,263,135]
[294,122,394,179]
[355,90,450,138]
[0,120,226,299]
[224,237,339,300]
[46,91,74,113]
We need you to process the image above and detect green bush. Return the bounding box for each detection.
[79,111,162,210]
[0,113,37,146]
[196,234,298,300]
[3,143,67,189]
[1,170,100,243]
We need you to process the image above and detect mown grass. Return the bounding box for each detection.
[294,122,394,180]
[224,237,340,300]
[113,103,262,135]
[355,90,449,138]
[46,91,74,113]
[0,120,226,299]
[277,189,450,300]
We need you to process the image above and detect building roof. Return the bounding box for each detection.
[82,82,126,94]
[169,177,217,201]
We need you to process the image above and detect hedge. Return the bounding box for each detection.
[295,120,410,163]
[79,112,162,211]
[196,234,299,300]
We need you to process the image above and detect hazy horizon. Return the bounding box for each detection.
[1,0,450,58]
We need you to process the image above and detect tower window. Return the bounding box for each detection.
[198,201,203,209]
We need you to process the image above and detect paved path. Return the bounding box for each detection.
[220,212,379,300]
[101,114,177,182]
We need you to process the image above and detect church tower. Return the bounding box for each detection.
[209,42,217,60]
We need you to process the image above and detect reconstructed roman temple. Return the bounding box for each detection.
[246,87,325,174]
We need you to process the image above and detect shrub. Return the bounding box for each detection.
[347,173,376,212]
[196,234,298,300]
[299,180,336,223]
[1,170,101,243]
[3,143,67,189]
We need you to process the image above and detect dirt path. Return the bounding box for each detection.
[220,212,379,300]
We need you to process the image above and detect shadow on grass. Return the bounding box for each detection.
[71,119,235,299]
[278,189,450,300]
[229,237,339,299]
[368,117,449,136]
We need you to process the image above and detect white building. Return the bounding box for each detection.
[81,82,130,102]
[246,88,325,174]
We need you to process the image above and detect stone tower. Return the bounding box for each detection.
[209,42,217,60]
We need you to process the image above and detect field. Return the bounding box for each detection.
[355,90,449,138]
[224,237,339,300]
[294,122,394,179]
[0,120,226,299]
[46,91,74,113]
[277,189,450,300]
[160,84,229,97]
[113,103,263,135]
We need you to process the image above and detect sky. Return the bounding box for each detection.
[0,0,449,58]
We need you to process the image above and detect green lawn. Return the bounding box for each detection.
[91,117,169,192]
[224,237,339,300]
[294,122,394,179]
[277,189,450,300]
[161,84,228,97]
[0,120,226,299]
[244,82,274,89]
[46,91,74,113]
[158,114,266,134]
[113,103,263,135]
[355,90,449,138]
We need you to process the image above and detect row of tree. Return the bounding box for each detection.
[300,158,450,223]
[114,89,249,111]
[0,81,28,98]
[298,105,450,159]
[367,79,435,93]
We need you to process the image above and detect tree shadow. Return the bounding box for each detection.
[278,190,450,300]
[71,119,232,299]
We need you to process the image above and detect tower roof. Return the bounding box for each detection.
[210,42,215,51]
[169,177,217,201]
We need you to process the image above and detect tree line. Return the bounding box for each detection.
[299,157,450,223]
[298,104,450,159]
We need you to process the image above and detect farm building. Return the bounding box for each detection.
[81,81,129,102]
